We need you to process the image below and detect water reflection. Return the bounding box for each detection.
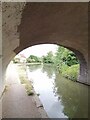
[42,64,56,79]
[55,74,88,118]
[27,64,42,72]
[27,64,88,118]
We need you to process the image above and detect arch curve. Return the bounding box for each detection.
[2,2,88,86]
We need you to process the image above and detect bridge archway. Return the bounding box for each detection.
[2,2,88,88]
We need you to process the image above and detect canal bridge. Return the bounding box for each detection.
[0,1,89,103]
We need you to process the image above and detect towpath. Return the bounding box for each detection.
[2,63,47,118]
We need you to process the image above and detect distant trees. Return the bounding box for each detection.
[26,55,41,63]
[42,51,54,64]
[25,46,80,81]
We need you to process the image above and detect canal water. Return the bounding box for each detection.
[26,64,88,118]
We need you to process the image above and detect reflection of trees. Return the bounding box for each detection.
[42,64,56,79]
[55,74,88,118]
[27,64,42,72]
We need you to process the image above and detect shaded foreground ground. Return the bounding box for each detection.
[2,63,47,118]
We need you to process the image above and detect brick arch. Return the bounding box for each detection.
[14,2,88,84]
[2,2,89,87]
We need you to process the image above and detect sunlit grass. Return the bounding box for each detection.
[17,65,34,96]
[61,64,79,81]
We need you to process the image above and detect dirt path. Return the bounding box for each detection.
[2,63,47,118]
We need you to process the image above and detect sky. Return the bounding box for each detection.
[18,44,58,58]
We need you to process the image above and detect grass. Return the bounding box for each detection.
[61,64,79,81]
[17,65,34,96]
[25,84,34,95]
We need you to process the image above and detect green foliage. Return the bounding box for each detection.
[63,51,79,66]
[54,46,79,67]
[42,51,54,64]
[27,46,80,81]
[26,55,41,63]
[53,46,79,81]
[54,46,65,66]
[61,64,79,81]
[59,64,69,72]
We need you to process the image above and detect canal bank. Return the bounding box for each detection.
[2,63,48,118]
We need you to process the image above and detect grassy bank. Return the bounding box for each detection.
[17,64,34,96]
[60,64,79,81]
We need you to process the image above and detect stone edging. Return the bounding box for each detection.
[32,91,48,118]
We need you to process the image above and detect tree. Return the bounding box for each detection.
[64,51,79,66]
[26,55,41,63]
[54,46,65,67]
[54,46,79,81]
[54,46,79,67]
[42,51,54,64]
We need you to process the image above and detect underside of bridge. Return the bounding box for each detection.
[1,1,89,95]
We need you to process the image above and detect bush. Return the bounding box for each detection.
[62,64,79,81]
[59,64,69,72]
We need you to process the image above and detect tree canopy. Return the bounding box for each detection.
[26,55,41,63]
[54,46,79,67]
[42,51,54,64]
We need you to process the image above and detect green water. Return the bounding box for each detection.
[27,64,88,118]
